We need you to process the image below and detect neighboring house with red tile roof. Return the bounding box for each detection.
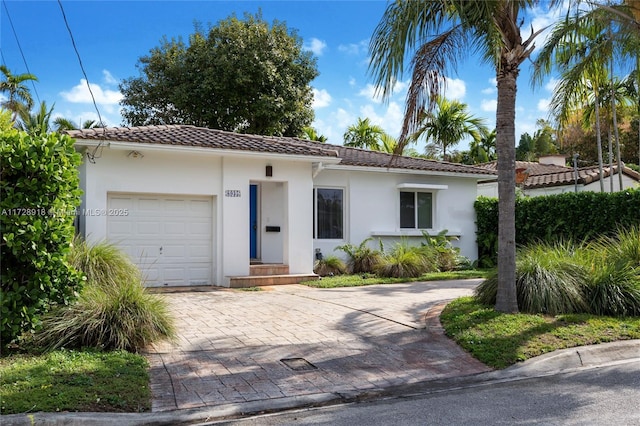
[68,125,495,288]
[476,155,640,198]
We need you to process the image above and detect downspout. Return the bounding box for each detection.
[312,162,324,179]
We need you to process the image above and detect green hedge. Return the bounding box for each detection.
[1,129,84,345]
[475,189,640,267]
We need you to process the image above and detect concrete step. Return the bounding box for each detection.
[250,264,289,276]
[229,274,318,288]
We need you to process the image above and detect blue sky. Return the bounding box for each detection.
[1,0,565,152]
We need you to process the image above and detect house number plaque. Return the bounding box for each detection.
[225,190,241,198]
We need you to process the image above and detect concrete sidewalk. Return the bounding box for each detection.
[3,280,639,425]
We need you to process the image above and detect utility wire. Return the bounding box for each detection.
[2,0,41,104]
[57,0,106,163]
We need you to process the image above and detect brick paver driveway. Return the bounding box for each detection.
[146,280,491,411]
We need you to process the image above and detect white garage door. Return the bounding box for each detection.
[107,193,213,287]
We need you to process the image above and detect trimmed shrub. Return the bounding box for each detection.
[1,129,83,345]
[475,189,640,266]
[33,240,175,352]
[335,238,383,274]
[475,242,588,315]
[314,255,347,276]
[375,242,432,278]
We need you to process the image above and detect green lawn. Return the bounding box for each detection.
[440,297,640,369]
[0,349,150,415]
[303,269,489,288]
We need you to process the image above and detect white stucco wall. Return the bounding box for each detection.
[79,145,315,286]
[313,168,481,261]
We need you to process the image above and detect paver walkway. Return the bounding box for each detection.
[146,280,491,412]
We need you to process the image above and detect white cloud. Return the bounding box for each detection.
[537,98,550,112]
[358,84,382,103]
[304,38,327,56]
[348,77,356,87]
[60,79,122,105]
[312,88,332,108]
[338,39,368,56]
[444,77,466,100]
[544,77,559,92]
[528,0,572,51]
[481,99,497,112]
[102,70,118,86]
[481,78,497,95]
[360,101,403,137]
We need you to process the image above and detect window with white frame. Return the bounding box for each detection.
[313,188,344,239]
[400,191,433,229]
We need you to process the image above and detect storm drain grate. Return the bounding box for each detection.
[280,358,318,371]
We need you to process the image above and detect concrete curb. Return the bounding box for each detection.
[3,340,638,426]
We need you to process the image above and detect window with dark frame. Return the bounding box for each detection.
[400,191,432,229]
[313,188,343,239]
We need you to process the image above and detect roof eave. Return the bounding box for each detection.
[73,139,342,164]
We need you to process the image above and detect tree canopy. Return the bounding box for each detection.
[120,13,319,136]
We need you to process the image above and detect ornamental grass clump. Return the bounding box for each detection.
[314,255,347,276]
[475,242,588,315]
[34,240,175,352]
[335,238,383,274]
[375,242,433,278]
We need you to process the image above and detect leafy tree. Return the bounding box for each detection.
[16,101,54,136]
[120,13,318,136]
[343,117,386,150]
[0,65,38,121]
[409,97,487,161]
[369,0,555,312]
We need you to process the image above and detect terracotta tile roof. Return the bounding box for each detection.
[476,161,570,175]
[66,125,339,158]
[293,139,494,175]
[477,160,640,189]
[68,125,495,176]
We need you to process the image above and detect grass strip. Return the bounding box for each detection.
[303,270,489,288]
[440,297,640,369]
[0,349,150,414]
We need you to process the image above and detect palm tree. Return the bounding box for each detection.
[369,0,549,313]
[17,101,54,136]
[343,117,386,150]
[301,126,327,143]
[0,65,38,121]
[410,96,487,161]
[469,129,497,164]
[53,117,103,132]
[535,1,640,192]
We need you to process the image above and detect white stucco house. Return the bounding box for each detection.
[477,155,640,197]
[68,125,495,288]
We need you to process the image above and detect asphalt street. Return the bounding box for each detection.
[213,361,640,426]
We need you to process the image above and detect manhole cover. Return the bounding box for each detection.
[280,357,318,371]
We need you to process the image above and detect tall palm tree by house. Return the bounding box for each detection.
[410,96,487,161]
[369,0,551,313]
[343,117,386,150]
[0,65,38,121]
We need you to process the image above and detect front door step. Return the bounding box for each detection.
[250,264,289,276]
[229,274,318,288]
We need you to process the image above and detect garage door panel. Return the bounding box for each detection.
[107,194,213,287]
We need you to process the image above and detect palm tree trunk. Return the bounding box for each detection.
[594,93,605,193]
[611,88,623,191]
[608,127,614,193]
[495,69,518,314]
